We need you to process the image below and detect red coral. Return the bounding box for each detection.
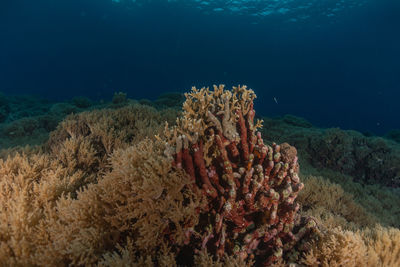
[169,86,315,265]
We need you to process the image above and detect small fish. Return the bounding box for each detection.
[273,97,278,104]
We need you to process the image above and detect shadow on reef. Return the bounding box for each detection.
[0,86,398,266]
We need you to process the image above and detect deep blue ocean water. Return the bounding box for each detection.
[0,0,399,135]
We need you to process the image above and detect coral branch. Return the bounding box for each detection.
[164,85,315,265]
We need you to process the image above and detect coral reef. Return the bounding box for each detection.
[112,91,128,105]
[162,85,316,265]
[386,129,400,144]
[0,93,87,149]
[0,92,10,122]
[261,116,400,188]
[0,85,399,266]
[0,104,179,266]
[300,226,400,266]
[72,96,92,108]
[298,175,376,229]
[0,91,175,150]
[154,92,185,109]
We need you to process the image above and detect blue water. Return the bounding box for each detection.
[0,0,399,134]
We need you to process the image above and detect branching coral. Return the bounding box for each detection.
[0,103,180,266]
[162,85,316,265]
[301,226,400,267]
[35,139,202,266]
[298,175,377,229]
[1,85,398,266]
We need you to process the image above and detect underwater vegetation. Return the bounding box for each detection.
[260,116,400,188]
[0,92,180,150]
[0,85,399,266]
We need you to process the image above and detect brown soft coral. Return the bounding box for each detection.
[0,85,398,267]
[0,103,180,265]
[301,226,400,267]
[35,139,202,266]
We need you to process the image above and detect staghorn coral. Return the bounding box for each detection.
[162,85,316,265]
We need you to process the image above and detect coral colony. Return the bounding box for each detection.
[1,85,399,265]
[163,85,316,265]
